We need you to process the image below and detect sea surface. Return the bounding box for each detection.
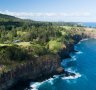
[10,38,96,90]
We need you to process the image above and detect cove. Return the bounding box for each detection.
[27,38,96,90]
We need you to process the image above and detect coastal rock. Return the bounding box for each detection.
[56,67,64,74]
[64,71,75,77]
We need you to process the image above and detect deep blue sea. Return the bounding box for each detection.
[26,38,96,90]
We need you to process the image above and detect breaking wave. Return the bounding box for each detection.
[76,51,83,54]
[62,73,81,80]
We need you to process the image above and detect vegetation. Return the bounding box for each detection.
[0,13,93,74]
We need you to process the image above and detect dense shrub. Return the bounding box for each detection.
[0,45,29,61]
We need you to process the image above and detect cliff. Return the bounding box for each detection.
[0,27,96,90]
[0,55,63,90]
[0,35,83,90]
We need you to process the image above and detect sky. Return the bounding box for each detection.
[0,0,96,22]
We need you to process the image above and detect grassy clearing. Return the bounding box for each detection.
[48,40,63,53]
[0,42,31,47]
[60,26,81,30]
[15,42,31,47]
[17,31,28,36]
[0,44,12,46]
[59,30,66,35]
[60,26,73,29]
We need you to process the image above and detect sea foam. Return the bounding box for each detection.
[30,82,40,90]
[30,78,55,90]
[76,51,83,54]
[30,71,81,90]
[71,56,77,61]
[62,73,81,80]
[81,38,88,42]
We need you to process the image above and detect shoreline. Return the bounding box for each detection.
[8,36,85,90]
[1,32,96,90]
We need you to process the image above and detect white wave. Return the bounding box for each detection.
[62,73,81,80]
[63,67,81,80]
[76,51,83,54]
[77,38,88,46]
[71,56,77,61]
[30,82,40,90]
[65,67,78,73]
[30,78,55,90]
[47,78,54,85]
[30,72,81,90]
[78,42,81,44]
[53,75,60,78]
[65,67,74,72]
[81,38,88,42]
[31,88,38,90]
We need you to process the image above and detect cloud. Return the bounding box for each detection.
[0,10,91,19]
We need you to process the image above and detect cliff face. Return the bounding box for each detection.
[0,35,82,90]
[58,31,96,60]
[58,35,83,60]
[0,55,62,90]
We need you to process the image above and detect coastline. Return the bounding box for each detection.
[7,35,84,90]
[0,29,96,90]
